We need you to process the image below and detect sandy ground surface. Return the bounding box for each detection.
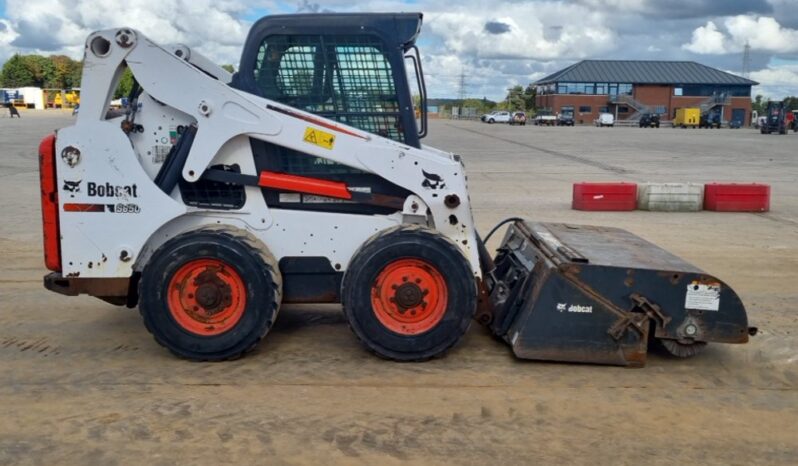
[0,111,796,465]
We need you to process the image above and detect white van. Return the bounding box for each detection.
[595,113,615,127]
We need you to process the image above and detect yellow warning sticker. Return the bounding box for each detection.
[303,127,335,150]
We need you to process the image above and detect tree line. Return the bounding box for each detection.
[0,54,82,89]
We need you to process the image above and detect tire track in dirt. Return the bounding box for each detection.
[445,123,635,175]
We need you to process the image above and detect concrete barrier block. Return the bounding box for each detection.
[637,183,704,211]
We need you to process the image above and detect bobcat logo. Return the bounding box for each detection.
[421,170,446,190]
[63,179,81,194]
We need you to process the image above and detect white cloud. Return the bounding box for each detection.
[725,16,798,53]
[683,16,798,54]
[2,0,250,64]
[682,21,728,54]
[751,64,798,98]
[426,4,616,61]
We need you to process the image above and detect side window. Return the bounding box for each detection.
[254,36,330,112]
[331,43,402,141]
[253,34,404,142]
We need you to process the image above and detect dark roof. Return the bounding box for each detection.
[536,60,758,86]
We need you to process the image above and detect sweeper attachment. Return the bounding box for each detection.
[484,221,754,366]
[38,13,753,366]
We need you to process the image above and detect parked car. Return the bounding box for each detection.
[639,113,660,128]
[509,111,527,126]
[534,111,557,126]
[699,112,722,129]
[557,113,574,126]
[595,113,614,127]
[482,110,511,124]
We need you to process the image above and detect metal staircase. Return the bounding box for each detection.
[609,94,651,121]
[699,92,730,115]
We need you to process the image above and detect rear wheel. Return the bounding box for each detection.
[139,227,281,361]
[342,226,477,361]
[488,118,495,124]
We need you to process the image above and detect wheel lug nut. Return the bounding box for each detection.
[415,278,421,284]
[422,289,429,296]
[391,284,398,289]
[402,276,408,282]
[411,310,416,315]
[187,293,194,299]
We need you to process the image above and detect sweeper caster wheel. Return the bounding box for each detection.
[139,227,281,361]
[342,226,477,361]
[658,339,707,358]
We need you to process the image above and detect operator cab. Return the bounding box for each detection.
[232,13,427,147]
[229,13,428,215]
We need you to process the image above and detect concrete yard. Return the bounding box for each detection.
[1,112,796,465]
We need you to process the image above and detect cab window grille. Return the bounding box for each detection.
[254,34,403,143]
[180,164,246,210]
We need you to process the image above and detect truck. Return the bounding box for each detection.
[674,108,700,128]
[761,102,789,135]
[534,111,557,126]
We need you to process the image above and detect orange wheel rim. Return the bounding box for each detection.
[167,258,246,336]
[371,258,448,335]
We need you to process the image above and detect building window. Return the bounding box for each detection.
[582,83,595,94]
[579,105,592,113]
[599,106,609,113]
[674,87,683,96]
[618,106,629,113]
[654,105,666,114]
[557,83,583,94]
[618,83,632,95]
[595,84,606,94]
[560,105,574,116]
[679,84,750,97]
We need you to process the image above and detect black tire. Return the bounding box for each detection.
[342,225,477,361]
[139,227,281,361]
[488,118,495,124]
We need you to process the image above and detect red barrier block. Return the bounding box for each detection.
[704,183,770,212]
[572,182,637,211]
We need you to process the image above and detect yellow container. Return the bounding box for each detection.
[674,108,700,128]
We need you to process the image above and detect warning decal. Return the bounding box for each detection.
[303,127,335,150]
[685,282,721,311]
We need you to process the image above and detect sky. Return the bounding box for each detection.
[1,0,797,100]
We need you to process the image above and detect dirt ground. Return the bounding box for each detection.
[1,111,796,465]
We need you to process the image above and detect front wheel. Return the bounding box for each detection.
[138,227,281,361]
[488,119,495,124]
[342,226,477,361]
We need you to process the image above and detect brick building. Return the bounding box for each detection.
[535,60,758,126]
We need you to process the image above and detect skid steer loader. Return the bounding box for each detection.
[38,13,755,366]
